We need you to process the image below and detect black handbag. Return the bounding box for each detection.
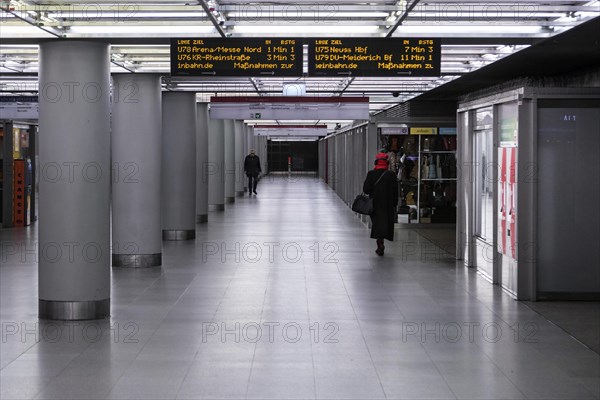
[352,171,387,215]
[352,193,373,215]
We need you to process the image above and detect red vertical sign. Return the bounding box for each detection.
[499,148,507,254]
[509,147,517,260]
[13,159,26,227]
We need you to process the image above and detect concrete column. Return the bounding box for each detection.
[161,92,196,241]
[196,103,209,223]
[111,74,162,267]
[38,41,111,320]
[247,126,255,153]
[208,118,225,211]
[29,125,37,223]
[224,120,235,204]
[234,121,245,196]
[257,136,267,175]
[2,121,14,228]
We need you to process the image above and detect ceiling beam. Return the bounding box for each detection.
[0,5,64,38]
[197,0,227,38]
[386,0,421,38]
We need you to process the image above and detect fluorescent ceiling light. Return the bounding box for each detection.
[270,138,319,142]
[228,12,388,18]
[68,25,216,35]
[0,26,57,37]
[53,12,207,19]
[233,25,381,34]
[393,25,544,35]
[0,45,39,50]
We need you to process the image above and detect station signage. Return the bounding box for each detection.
[380,124,409,135]
[12,159,26,227]
[308,38,441,77]
[253,125,328,137]
[410,127,438,135]
[209,97,370,120]
[0,96,39,119]
[439,127,457,135]
[170,38,303,77]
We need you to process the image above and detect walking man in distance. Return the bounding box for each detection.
[244,149,262,195]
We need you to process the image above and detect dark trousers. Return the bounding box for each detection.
[247,174,258,192]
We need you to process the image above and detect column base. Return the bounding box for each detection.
[162,229,196,241]
[235,191,244,197]
[39,299,110,321]
[209,204,225,211]
[196,214,208,223]
[113,253,162,268]
[225,197,235,204]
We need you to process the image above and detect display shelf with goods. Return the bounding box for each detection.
[380,128,457,224]
[418,134,457,223]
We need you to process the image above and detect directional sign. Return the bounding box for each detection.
[209,97,370,120]
[171,38,303,77]
[0,96,39,119]
[308,38,441,77]
[254,125,328,137]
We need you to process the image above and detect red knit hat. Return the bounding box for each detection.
[374,152,389,169]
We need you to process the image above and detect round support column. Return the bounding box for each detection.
[162,92,197,241]
[196,103,209,223]
[112,74,162,267]
[234,121,245,196]
[208,118,225,211]
[38,41,111,320]
[224,120,235,204]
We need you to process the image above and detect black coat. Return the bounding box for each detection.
[244,155,261,176]
[363,169,398,241]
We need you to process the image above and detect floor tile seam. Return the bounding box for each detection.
[404,228,457,276]
[489,310,600,399]
[412,228,456,256]
[380,227,522,399]
[454,270,600,377]
[113,268,170,317]
[457,326,531,400]
[3,314,104,398]
[472,338,599,399]
[331,258,389,400]
[449,297,596,399]
[186,256,240,362]
[520,302,600,356]
[417,341,460,400]
[319,179,376,234]
[32,340,132,400]
[429,261,520,323]
[369,254,428,400]
[303,259,318,400]
[0,333,45,374]
[109,268,206,400]
[243,249,272,400]
[174,254,244,399]
[17,341,98,400]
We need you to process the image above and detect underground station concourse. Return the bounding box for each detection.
[0,2,600,399]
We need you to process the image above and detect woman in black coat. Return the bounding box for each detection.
[363,152,399,256]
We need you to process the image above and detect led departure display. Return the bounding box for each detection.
[308,38,441,77]
[170,38,303,77]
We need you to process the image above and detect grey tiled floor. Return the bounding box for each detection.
[1,175,599,400]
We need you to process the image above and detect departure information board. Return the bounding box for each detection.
[170,38,303,77]
[308,38,441,77]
